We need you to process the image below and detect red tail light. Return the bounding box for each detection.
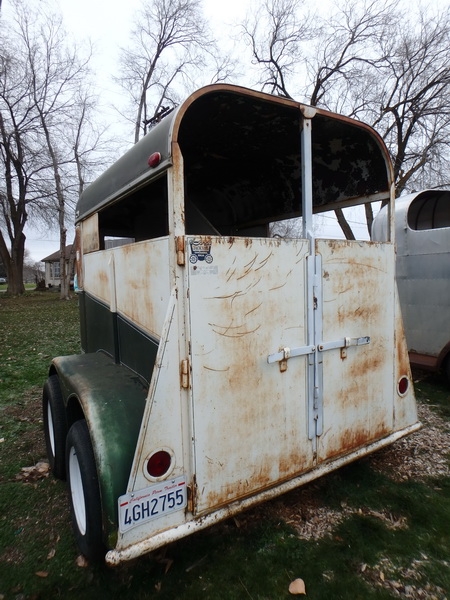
[148,152,161,168]
[398,376,409,395]
[146,450,172,478]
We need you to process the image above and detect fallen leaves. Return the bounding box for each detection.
[359,557,449,599]
[369,402,450,482]
[16,460,50,482]
[76,555,89,568]
[289,578,306,595]
[47,548,56,560]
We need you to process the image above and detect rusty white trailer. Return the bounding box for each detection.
[372,189,450,380]
[42,84,419,564]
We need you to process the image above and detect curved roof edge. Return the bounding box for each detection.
[76,84,393,223]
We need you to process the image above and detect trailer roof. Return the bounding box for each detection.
[76,84,392,223]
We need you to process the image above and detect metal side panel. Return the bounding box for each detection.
[114,289,191,552]
[187,236,314,514]
[113,238,171,339]
[83,238,171,340]
[397,248,450,359]
[83,249,114,307]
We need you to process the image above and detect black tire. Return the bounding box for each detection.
[42,374,67,480]
[66,420,105,561]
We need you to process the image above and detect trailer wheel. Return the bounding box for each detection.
[43,374,67,480]
[66,420,105,561]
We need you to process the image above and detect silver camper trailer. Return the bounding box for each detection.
[372,189,450,381]
[42,84,419,564]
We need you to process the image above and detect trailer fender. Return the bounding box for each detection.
[51,352,148,544]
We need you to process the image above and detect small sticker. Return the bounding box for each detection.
[191,264,218,276]
[189,239,213,264]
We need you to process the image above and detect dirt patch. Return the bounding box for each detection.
[263,402,450,540]
[370,403,450,482]
[360,556,449,599]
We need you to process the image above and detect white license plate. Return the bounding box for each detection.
[118,475,187,533]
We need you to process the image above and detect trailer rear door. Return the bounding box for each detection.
[315,239,395,461]
[187,236,314,514]
[187,234,395,515]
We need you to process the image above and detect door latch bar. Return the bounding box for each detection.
[267,345,316,364]
[318,336,370,352]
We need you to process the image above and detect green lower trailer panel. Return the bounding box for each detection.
[51,352,148,544]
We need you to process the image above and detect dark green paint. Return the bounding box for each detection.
[79,292,159,383]
[52,352,148,545]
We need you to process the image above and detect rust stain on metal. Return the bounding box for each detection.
[198,446,313,512]
[255,252,273,270]
[226,268,237,282]
[210,323,261,337]
[244,303,262,317]
[324,421,390,461]
[237,254,258,279]
[351,352,383,377]
[395,313,411,378]
[269,281,287,291]
[98,269,108,288]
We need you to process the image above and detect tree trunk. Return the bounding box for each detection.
[334,208,356,241]
[0,232,26,295]
[59,229,70,300]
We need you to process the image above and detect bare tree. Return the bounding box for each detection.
[241,0,450,238]
[369,6,450,194]
[242,0,314,98]
[306,0,397,111]
[117,0,227,143]
[0,0,102,296]
[0,37,35,295]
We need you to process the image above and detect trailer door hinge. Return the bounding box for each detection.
[181,358,190,388]
[176,236,185,266]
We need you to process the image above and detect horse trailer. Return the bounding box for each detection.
[372,188,450,381]
[42,84,419,564]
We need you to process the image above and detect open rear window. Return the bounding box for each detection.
[407,190,450,230]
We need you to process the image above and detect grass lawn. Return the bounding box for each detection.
[1,292,449,600]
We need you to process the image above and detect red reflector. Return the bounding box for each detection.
[148,152,161,168]
[147,450,171,478]
[398,376,409,395]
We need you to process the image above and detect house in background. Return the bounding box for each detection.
[41,245,75,288]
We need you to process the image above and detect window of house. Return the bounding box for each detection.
[52,262,60,278]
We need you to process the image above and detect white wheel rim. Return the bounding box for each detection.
[47,403,55,456]
[69,446,87,535]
